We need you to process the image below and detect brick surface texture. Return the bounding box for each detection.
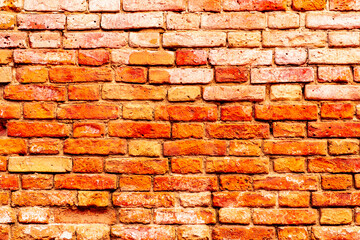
[0,0,360,239]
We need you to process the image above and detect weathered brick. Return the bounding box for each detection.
[308,157,360,173]
[209,49,272,66]
[0,139,26,155]
[206,123,270,139]
[312,227,360,239]
[29,32,61,48]
[268,12,300,29]
[0,32,27,48]
[275,48,307,65]
[213,192,276,207]
[178,226,210,240]
[106,158,168,174]
[329,139,359,155]
[24,0,86,11]
[0,67,11,83]
[67,14,100,30]
[263,31,327,47]
[12,225,76,240]
[150,68,212,84]
[113,192,175,208]
[119,208,151,224]
[0,50,12,64]
[278,227,308,240]
[64,32,127,48]
[4,85,66,102]
[120,175,151,191]
[78,50,109,66]
[264,140,327,155]
[213,226,275,240]
[279,191,310,208]
[154,208,216,224]
[18,14,65,30]
[176,50,207,66]
[9,157,71,172]
[123,0,185,11]
[103,84,166,101]
[123,104,154,120]
[164,140,226,156]
[221,105,252,121]
[228,31,261,48]
[73,122,105,138]
[16,66,48,83]
[0,14,15,29]
[102,13,163,29]
[273,122,306,138]
[255,104,317,120]
[172,123,204,139]
[57,104,119,120]
[254,175,318,191]
[64,139,126,155]
[167,13,200,30]
[168,86,201,102]
[253,209,317,225]
[68,85,100,101]
[12,191,76,206]
[109,122,170,138]
[73,157,104,173]
[220,175,252,191]
[206,157,269,174]
[55,174,116,190]
[154,176,217,192]
[307,13,360,29]
[293,0,326,10]
[53,208,116,224]
[312,192,360,207]
[163,31,226,47]
[271,85,302,101]
[129,32,160,48]
[202,12,266,29]
[306,85,360,100]
[111,225,175,240]
[8,121,69,138]
[76,225,110,240]
[189,0,220,11]
[274,157,306,173]
[322,174,353,190]
[22,174,53,190]
[309,49,360,64]
[223,0,286,10]
[129,140,161,157]
[204,86,266,101]
[229,140,262,156]
[330,0,360,10]
[18,207,49,223]
[329,32,360,47]
[318,66,353,82]
[251,67,314,84]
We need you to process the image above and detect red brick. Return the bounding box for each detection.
[312,192,360,207]
[253,209,317,225]
[251,67,315,84]
[206,157,269,174]
[57,104,119,120]
[321,103,354,119]
[273,123,306,138]
[21,174,53,190]
[215,66,249,83]
[50,67,112,83]
[273,157,306,173]
[123,0,185,11]
[309,157,360,173]
[29,138,60,155]
[202,13,266,30]
[0,174,18,190]
[312,227,360,240]
[73,157,104,173]
[4,85,66,101]
[176,50,207,66]
[16,66,48,83]
[120,175,151,191]
[164,140,226,156]
[109,122,170,138]
[213,192,276,207]
[12,190,76,206]
[206,123,270,139]
[0,103,20,119]
[119,208,151,224]
[53,208,116,224]
[14,49,76,65]
[73,122,105,138]
[17,14,65,30]
[116,66,147,83]
[155,105,217,122]
[154,176,217,192]
[279,191,310,208]
[253,175,318,191]
[8,121,70,138]
[113,192,175,208]
[255,104,318,120]
[213,227,275,240]
[78,50,109,66]
[203,86,266,101]
[111,225,175,240]
[322,174,352,190]
[0,158,6,172]
[154,208,216,224]
[55,174,116,190]
[102,13,163,29]
[0,139,26,155]
[179,192,211,207]
[103,84,166,100]
[309,122,360,138]
[221,105,252,121]
[0,32,27,48]
[68,85,99,101]
[24,102,56,119]
[209,49,272,66]
[64,32,127,48]
[264,140,327,155]
[64,138,126,155]
[106,158,168,174]
[220,175,252,191]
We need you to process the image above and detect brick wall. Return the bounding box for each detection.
[0,0,359,239]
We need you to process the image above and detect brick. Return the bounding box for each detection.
[111,225,175,240]
[318,66,353,82]
[203,86,266,101]
[163,31,226,48]
[255,104,317,120]
[105,158,168,174]
[0,50,12,64]
[18,14,65,30]
[0,174,18,190]
[228,31,261,48]
[16,66,48,83]
[24,102,56,119]
[123,104,153,120]
[22,174,53,190]
[253,209,317,225]
[263,31,326,47]
[7,121,70,138]
[213,192,276,207]
[68,85,100,101]
[64,139,126,155]
[57,104,119,120]
[215,66,249,83]
[154,176,217,192]
[275,48,307,65]
[18,207,49,223]
[55,174,116,190]
[78,50,109,66]
[307,13,360,29]
[268,12,300,29]
[254,175,318,191]
[116,67,147,83]
[154,208,216,224]
[24,0,86,11]
[129,140,161,157]
[206,157,269,174]
[103,84,166,101]
[0,103,21,119]
[167,13,200,30]
[219,208,250,224]
[0,225,9,240]
[273,123,306,138]
[73,122,105,138]
[124,0,184,11]
[213,226,275,240]
[155,105,217,122]
[189,0,220,11]
[172,123,204,139]
[14,49,76,64]
[176,50,207,66]
[0,139,26,155]
[312,192,360,207]
[270,85,302,101]
[202,13,265,30]
[309,122,360,138]
[12,225,76,240]
[67,14,100,30]
[9,157,71,173]
[321,103,354,119]
[129,32,160,48]
[312,227,360,240]
[119,208,151,224]
[179,192,211,207]
[29,32,61,48]
[331,0,360,10]
[329,32,360,47]
[150,68,212,84]
[278,227,308,240]
[0,207,15,223]
[50,67,112,83]
[223,0,286,10]
[0,32,27,48]
[209,49,272,66]
[113,192,175,208]
[221,105,252,121]
[321,209,352,225]
[263,140,327,155]
[252,67,314,84]
[0,158,6,172]
[64,32,127,48]
[168,86,201,102]
[0,67,11,83]
[171,157,202,174]
[0,14,15,29]
[129,51,175,65]
[322,175,352,190]
[73,157,104,173]
[274,157,306,173]
[89,0,120,11]
[308,157,360,173]
[293,0,326,10]
[0,192,9,205]
[306,85,360,100]
[206,123,270,139]
[229,140,262,156]
[53,208,116,224]
[120,175,151,191]
[309,49,360,64]
[109,122,170,138]
[164,140,226,156]
[178,226,210,240]
[12,191,76,206]
[101,13,163,29]
[76,225,110,240]
[220,175,252,191]
[329,139,359,155]
[279,191,310,208]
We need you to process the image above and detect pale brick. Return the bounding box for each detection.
[263,31,327,47]
[18,207,49,223]
[67,14,100,30]
[223,0,286,11]
[14,49,76,65]
[219,208,251,224]
[251,67,314,84]
[123,104,154,120]
[270,85,302,101]
[168,86,201,102]
[9,157,72,173]
[209,49,272,66]
[189,0,221,12]
[202,13,266,30]
[318,67,352,83]
[76,225,110,240]
[0,32,27,48]
[149,68,213,84]
[163,31,226,48]
[0,13,15,29]
[178,226,211,240]
[78,191,110,207]
[89,0,120,12]
[268,12,300,29]
[123,0,185,11]
[102,13,163,29]
[307,12,360,29]
[309,49,360,64]
[320,209,352,225]
[64,32,127,49]
[18,14,65,30]
[329,32,360,47]
[203,86,265,101]
[0,207,15,223]
[24,0,87,11]
[275,48,307,65]
[305,85,360,100]
[330,0,360,10]
[167,13,200,30]
[129,32,160,48]
[0,67,12,83]
[13,225,76,239]
[129,140,161,157]
[179,193,211,207]
[228,31,261,48]
[29,32,61,48]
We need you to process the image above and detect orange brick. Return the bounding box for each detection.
[219,208,251,224]
[172,123,204,139]
[206,123,270,139]
[113,192,175,208]
[24,102,56,119]
[116,66,147,83]
[105,158,168,174]
[68,85,100,101]
[120,175,151,191]
[73,157,104,173]
[0,139,27,155]
[278,227,308,240]
[119,208,151,224]
[8,121,69,138]
[229,140,262,156]
[213,192,276,207]
[220,105,252,121]
[213,227,275,240]
[55,174,117,190]
[0,157,6,172]
[155,105,217,122]
[293,0,326,10]
[154,176,217,192]
[14,49,76,65]
[73,122,105,138]
[0,192,9,205]
[279,191,310,208]
[253,175,318,191]
[308,157,360,173]
[16,66,48,83]
[206,157,269,174]
[21,174,53,190]
[215,66,249,83]
[103,84,166,100]
[273,122,306,138]
[322,175,352,190]
[189,0,221,11]
[12,191,76,207]
[264,140,327,155]
[0,50,12,64]
[78,49,110,66]
[171,157,202,174]
[78,191,110,207]
[312,192,360,207]
[220,175,252,191]
[164,140,226,156]
[321,103,354,119]
[29,138,60,155]
[64,138,126,155]
[53,208,116,224]
[4,85,66,101]
[50,67,112,83]
[0,174,18,190]
[57,104,119,120]
[179,192,211,207]
[255,104,317,120]
[273,157,306,173]
[109,122,170,138]
[253,209,317,225]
